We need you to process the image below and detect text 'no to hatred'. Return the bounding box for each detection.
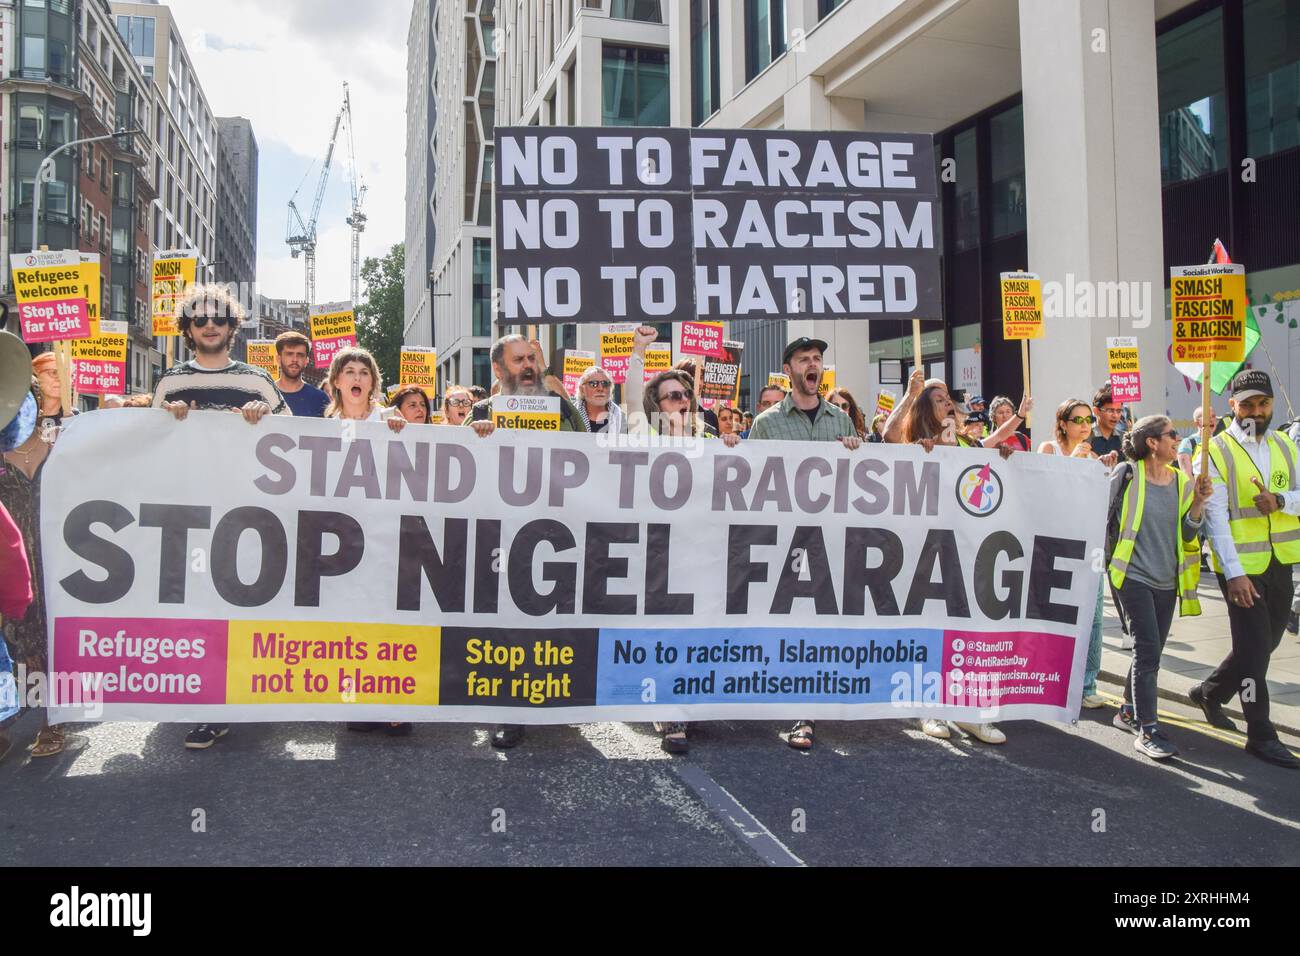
[494,128,942,325]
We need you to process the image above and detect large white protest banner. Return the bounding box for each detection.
[495,128,942,324]
[41,411,1104,725]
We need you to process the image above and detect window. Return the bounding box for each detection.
[48,109,69,146]
[472,238,493,336]
[989,105,1026,238]
[46,180,69,215]
[1244,0,1300,158]
[818,0,845,17]
[473,348,491,389]
[610,0,661,22]
[601,45,669,126]
[953,128,979,251]
[23,36,46,73]
[745,0,786,82]
[1157,8,1227,184]
[18,104,44,143]
[691,0,720,126]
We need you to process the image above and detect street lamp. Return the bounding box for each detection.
[31,127,143,253]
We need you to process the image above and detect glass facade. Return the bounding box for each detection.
[472,238,492,336]
[989,105,1026,239]
[1157,8,1228,184]
[744,0,786,83]
[1244,0,1300,157]
[691,0,720,126]
[952,128,979,251]
[610,0,662,22]
[115,15,155,57]
[602,45,669,126]
[819,0,846,18]
[473,347,491,390]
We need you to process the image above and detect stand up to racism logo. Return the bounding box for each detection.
[956,463,1003,517]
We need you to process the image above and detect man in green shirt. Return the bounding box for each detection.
[748,337,863,751]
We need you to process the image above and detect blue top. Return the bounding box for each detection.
[281,383,330,418]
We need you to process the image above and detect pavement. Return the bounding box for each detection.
[1,676,1297,867]
[1099,580,1300,736]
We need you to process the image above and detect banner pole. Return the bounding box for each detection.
[1200,359,1212,477]
[911,319,922,375]
[1021,339,1031,428]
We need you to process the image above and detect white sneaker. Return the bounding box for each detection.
[918,718,950,739]
[1119,634,1135,650]
[954,721,1006,744]
[1081,694,1107,709]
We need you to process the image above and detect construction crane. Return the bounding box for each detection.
[343,83,367,307]
[286,82,351,309]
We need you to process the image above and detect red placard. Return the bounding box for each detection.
[679,321,724,357]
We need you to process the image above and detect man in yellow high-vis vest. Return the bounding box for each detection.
[1194,370,1300,768]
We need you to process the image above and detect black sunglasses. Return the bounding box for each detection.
[191,315,232,328]
[658,389,689,403]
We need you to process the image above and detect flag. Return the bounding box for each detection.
[1172,238,1257,394]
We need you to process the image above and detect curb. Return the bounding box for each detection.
[1099,662,1300,739]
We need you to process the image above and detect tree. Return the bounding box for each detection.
[355,242,405,390]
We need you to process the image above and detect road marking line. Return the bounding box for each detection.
[672,763,805,868]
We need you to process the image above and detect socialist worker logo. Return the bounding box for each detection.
[956,463,1003,517]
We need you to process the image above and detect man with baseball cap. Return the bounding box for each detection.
[748,335,862,751]
[1194,368,1300,767]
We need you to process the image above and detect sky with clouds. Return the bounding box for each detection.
[163,0,410,307]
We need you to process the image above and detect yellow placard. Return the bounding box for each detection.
[644,343,672,377]
[71,326,127,363]
[817,365,837,398]
[1170,264,1247,364]
[1106,340,1140,375]
[563,350,596,393]
[1000,271,1044,340]
[225,621,440,706]
[400,346,438,390]
[310,306,359,369]
[246,340,278,376]
[599,323,636,359]
[151,250,199,337]
[78,254,101,338]
[491,395,561,430]
[875,390,896,417]
[768,372,792,390]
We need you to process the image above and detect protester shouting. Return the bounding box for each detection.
[274,330,329,417]
[574,364,624,434]
[442,385,474,426]
[827,387,867,440]
[1107,416,1211,759]
[151,285,288,750]
[890,375,1028,745]
[749,337,862,752]
[466,335,585,750]
[1192,370,1300,768]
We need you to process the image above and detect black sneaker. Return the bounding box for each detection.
[1288,611,1299,636]
[184,724,229,750]
[1113,708,1139,734]
[1189,684,1238,732]
[1134,727,1178,760]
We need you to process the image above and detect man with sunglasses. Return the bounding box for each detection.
[574,364,624,434]
[153,285,289,420]
[152,284,289,751]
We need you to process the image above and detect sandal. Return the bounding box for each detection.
[787,720,815,751]
[31,726,66,758]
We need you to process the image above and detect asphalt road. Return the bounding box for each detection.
[2,683,1297,867]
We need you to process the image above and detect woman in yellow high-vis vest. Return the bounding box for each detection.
[1108,416,1211,760]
